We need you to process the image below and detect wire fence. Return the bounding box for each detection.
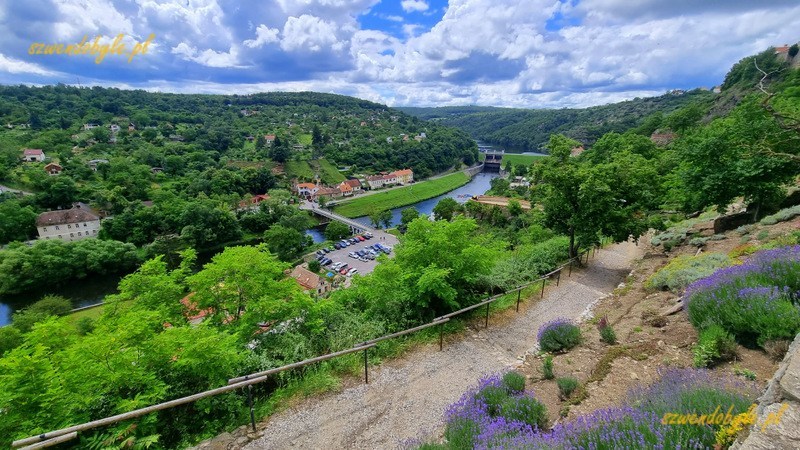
[12,245,602,449]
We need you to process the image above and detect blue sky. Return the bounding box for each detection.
[0,0,798,108]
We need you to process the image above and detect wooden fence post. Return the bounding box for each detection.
[363,347,369,384]
[247,385,256,432]
[516,289,521,312]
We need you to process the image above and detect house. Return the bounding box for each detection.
[109,124,121,133]
[87,159,109,171]
[314,186,341,200]
[510,176,530,189]
[570,146,585,157]
[391,169,413,185]
[264,134,276,145]
[83,123,98,131]
[290,266,330,296]
[168,134,185,142]
[44,163,63,175]
[22,149,45,162]
[151,167,164,174]
[343,179,362,192]
[366,174,386,190]
[128,124,136,132]
[237,194,271,210]
[36,203,101,242]
[245,135,255,142]
[338,181,353,197]
[295,182,318,199]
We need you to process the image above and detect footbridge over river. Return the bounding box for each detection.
[300,201,374,234]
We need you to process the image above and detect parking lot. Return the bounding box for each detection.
[314,230,400,279]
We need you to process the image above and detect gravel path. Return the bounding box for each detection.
[243,241,643,450]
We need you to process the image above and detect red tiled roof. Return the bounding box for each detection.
[291,266,321,291]
[392,169,412,177]
[23,148,43,156]
[344,179,361,188]
[297,182,317,189]
[44,163,63,171]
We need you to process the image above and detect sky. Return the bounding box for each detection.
[0,0,798,108]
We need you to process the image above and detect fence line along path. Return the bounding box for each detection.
[240,240,643,450]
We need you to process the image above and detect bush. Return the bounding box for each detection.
[75,317,96,336]
[0,326,23,355]
[650,230,687,248]
[476,385,508,416]
[693,325,738,367]
[542,355,554,380]
[538,318,582,353]
[499,396,548,431]
[308,260,321,273]
[759,205,800,225]
[557,376,579,400]
[600,325,617,345]
[502,371,526,395]
[646,253,732,293]
[689,236,709,247]
[686,246,800,347]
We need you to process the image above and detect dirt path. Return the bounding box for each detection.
[243,241,643,449]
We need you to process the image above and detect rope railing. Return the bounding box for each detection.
[12,244,600,449]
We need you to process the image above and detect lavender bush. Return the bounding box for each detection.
[432,368,758,450]
[686,246,800,346]
[537,318,582,353]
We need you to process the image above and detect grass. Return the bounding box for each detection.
[297,133,313,146]
[332,172,470,218]
[500,153,547,166]
[316,159,346,185]
[285,159,315,180]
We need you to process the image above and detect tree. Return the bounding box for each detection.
[535,134,653,258]
[318,196,328,208]
[11,295,72,333]
[432,197,461,221]
[0,200,38,244]
[400,207,420,227]
[325,221,350,241]
[263,224,311,261]
[308,260,321,273]
[789,43,799,59]
[507,199,523,217]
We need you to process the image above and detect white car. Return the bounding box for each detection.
[347,268,359,277]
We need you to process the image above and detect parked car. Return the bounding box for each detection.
[357,236,366,241]
[322,248,330,253]
[347,268,358,276]
[334,243,342,249]
[339,267,349,275]
[322,259,333,265]
[364,232,373,238]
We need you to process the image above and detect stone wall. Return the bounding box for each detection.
[733,333,800,449]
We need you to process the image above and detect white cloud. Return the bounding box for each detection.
[280,14,345,52]
[171,42,246,68]
[244,24,280,48]
[401,0,429,13]
[0,54,61,76]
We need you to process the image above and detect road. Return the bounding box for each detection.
[0,184,34,196]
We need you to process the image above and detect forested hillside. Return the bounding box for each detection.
[400,90,714,151]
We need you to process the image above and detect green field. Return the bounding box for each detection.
[499,153,547,166]
[316,159,346,184]
[285,160,315,180]
[298,133,313,146]
[333,171,470,218]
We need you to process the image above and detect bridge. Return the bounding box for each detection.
[471,195,532,210]
[300,201,374,234]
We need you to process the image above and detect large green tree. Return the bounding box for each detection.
[0,199,38,244]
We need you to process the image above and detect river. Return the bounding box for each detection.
[351,171,499,228]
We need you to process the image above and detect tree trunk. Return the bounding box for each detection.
[569,228,576,259]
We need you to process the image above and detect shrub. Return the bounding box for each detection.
[646,253,732,293]
[500,396,548,431]
[542,355,554,380]
[686,246,800,347]
[75,317,96,336]
[693,325,738,367]
[733,366,757,381]
[756,230,769,241]
[729,244,757,259]
[0,326,23,356]
[736,224,755,236]
[538,318,582,353]
[650,230,687,248]
[502,371,526,395]
[476,385,509,416]
[759,205,800,225]
[308,260,321,273]
[600,325,617,344]
[557,377,579,400]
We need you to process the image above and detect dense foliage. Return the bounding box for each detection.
[0,239,140,295]
[400,90,714,151]
[536,318,582,353]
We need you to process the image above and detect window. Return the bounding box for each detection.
[93,230,97,234]
[70,233,74,237]
[68,224,72,229]
[55,226,60,230]
[77,232,82,236]
[83,223,87,227]
[43,227,47,232]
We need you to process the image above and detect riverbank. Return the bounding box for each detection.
[332,171,470,218]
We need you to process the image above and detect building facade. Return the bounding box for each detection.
[36,204,101,242]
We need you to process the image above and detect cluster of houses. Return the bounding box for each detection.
[21,149,64,175]
[294,168,414,201]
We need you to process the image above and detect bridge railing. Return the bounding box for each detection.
[12,245,601,449]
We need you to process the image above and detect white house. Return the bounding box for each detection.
[295,182,319,199]
[36,204,101,242]
[22,149,45,162]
